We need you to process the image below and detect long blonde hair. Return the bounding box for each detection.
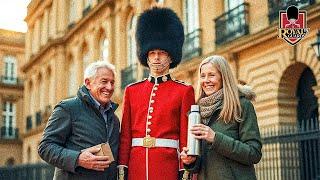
[196,55,242,123]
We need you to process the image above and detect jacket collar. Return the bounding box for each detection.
[77,85,119,111]
[147,73,172,84]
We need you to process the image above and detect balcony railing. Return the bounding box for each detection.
[182,29,202,61]
[0,163,54,180]
[0,76,23,86]
[268,0,315,23]
[214,3,249,45]
[0,126,18,139]
[121,64,137,89]
[35,111,42,126]
[26,116,32,131]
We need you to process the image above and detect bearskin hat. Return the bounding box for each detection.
[135,7,184,69]
[287,5,299,21]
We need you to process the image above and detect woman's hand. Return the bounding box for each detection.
[180,147,196,165]
[191,124,215,143]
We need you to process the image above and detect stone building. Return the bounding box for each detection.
[20,0,320,179]
[0,29,25,166]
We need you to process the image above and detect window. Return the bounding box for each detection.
[2,101,16,138]
[156,0,165,4]
[83,50,90,73]
[127,15,137,66]
[182,0,201,60]
[183,0,199,34]
[224,0,244,33]
[2,56,17,84]
[69,0,77,23]
[100,38,109,62]
[68,59,77,96]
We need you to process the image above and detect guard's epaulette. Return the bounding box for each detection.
[172,79,191,86]
[127,79,147,87]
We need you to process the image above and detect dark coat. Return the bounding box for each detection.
[185,92,262,180]
[38,85,120,180]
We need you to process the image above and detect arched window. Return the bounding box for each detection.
[83,43,90,72]
[68,57,77,96]
[2,56,17,84]
[127,15,137,66]
[100,37,109,62]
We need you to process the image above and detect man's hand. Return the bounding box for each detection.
[180,147,196,165]
[77,147,111,171]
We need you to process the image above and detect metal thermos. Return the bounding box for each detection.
[187,105,201,156]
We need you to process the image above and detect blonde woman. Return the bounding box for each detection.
[181,55,262,180]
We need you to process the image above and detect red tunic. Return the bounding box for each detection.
[119,75,195,180]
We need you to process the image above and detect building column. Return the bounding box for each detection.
[34,19,41,53]
[72,45,83,88]
[105,16,113,64]
[43,9,49,44]
[54,46,67,103]
[43,67,50,108]
[35,74,40,113]
[57,0,67,37]
[25,30,31,61]
[114,9,127,98]
[0,96,2,128]
[88,28,99,62]
[23,80,30,134]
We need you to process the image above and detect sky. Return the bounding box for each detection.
[0,0,31,32]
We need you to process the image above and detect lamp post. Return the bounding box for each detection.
[311,30,320,60]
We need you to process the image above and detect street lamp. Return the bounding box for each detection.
[311,30,320,60]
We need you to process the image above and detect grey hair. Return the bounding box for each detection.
[83,60,116,83]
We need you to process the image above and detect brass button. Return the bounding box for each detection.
[162,76,168,82]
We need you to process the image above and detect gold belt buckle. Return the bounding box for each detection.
[143,136,156,148]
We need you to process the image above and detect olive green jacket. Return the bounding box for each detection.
[185,91,262,180]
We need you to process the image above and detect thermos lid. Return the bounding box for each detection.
[191,105,199,112]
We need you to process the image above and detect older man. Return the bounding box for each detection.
[38,61,119,180]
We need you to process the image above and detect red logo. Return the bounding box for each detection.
[278,5,309,46]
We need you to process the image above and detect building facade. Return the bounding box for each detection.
[20,0,320,179]
[0,29,25,166]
